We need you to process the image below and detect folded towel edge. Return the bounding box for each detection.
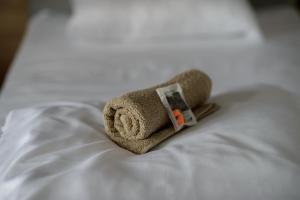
[107,103,220,154]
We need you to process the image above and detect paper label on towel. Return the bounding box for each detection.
[156,83,197,132]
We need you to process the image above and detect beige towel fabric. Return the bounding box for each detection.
[103,69,219,154]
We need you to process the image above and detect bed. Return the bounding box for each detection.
[0,1,300,199]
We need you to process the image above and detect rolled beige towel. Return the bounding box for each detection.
[103,69,219,154]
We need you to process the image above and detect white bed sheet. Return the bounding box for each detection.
[0,5,300,200]
[1,6,300,121]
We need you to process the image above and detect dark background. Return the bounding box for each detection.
[250,0,299,9]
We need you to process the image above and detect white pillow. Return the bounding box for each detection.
[67,0,262,45]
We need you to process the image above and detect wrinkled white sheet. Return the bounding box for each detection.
[1,85,300,200]
[0,5,300,200]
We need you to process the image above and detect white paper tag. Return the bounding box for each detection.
[156,83,197,131]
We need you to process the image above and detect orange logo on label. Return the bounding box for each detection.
[172,109,185,126]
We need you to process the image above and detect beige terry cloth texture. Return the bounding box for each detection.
[103,69,219,154]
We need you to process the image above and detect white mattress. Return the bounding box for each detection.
[1,6,300,120]
[0,5,300,200]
